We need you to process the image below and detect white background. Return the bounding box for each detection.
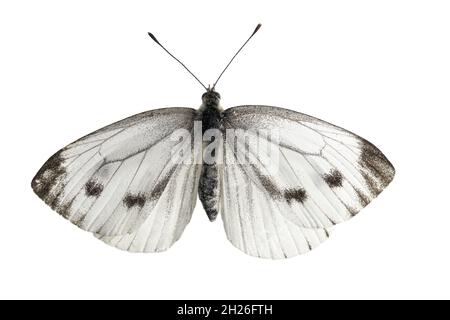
[0,0,449,300]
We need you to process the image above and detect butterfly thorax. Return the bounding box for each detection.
[198,90,223,221]
[199,89,222,110]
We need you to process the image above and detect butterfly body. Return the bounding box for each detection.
[198,90,223,221]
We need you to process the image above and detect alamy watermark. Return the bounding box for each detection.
[170,121,280,173]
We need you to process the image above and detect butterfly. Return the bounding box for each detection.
[31,24,395,259]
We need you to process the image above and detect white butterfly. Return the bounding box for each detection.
[32,24,395,259]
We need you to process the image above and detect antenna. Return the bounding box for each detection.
[212,23,262,89]
[148,32,208,91]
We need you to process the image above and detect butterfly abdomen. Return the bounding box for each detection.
[198,93,223,221]
[199,163,220,221]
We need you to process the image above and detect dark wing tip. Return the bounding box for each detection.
[31,150,66,202]
[357,138,395,201]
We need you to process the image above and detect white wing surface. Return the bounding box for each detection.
[219,105,394,258]
[32,108,200,239]
[95,163,201,252]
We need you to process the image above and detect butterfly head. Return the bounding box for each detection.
[202,88,221,107]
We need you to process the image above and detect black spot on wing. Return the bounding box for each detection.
[284,187,307,204]
[323,169,343,188]
[149,165,177,201]
[123,193,146,209]
[85,180,103,197]
[251,165,282,199]
[250,165,309,206]
[31,150,66,206]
